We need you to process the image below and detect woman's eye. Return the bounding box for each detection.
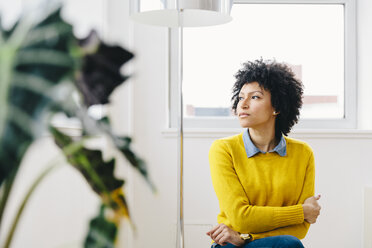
[238,96,244,101]
[252,95,260,100]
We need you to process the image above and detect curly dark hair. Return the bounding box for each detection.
[231,59,303,138]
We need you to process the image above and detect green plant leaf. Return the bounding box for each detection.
[75,31,134,107]
[0,9,78,244]
[114,136,156,192]
[84,205,117,248]
[71,110,155,193]
[50,126,130,219]
[1,5,153,247]
[0,7,76,186]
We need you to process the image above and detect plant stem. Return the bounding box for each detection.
[2,138,86,248]
[0,167,18,228]
[3,163,61,248]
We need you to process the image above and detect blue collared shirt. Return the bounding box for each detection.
[242,129,287,158]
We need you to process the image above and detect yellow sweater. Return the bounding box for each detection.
[209,133,315,241]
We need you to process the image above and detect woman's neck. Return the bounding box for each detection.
[249,127,278,152]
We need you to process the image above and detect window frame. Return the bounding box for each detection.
[167,0,357,130]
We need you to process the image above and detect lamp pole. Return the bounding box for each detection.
[176,5,184,248]
[130,2,233,247]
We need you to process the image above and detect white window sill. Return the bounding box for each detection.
[162,128,372,139]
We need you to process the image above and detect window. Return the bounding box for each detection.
[168,0,356,129]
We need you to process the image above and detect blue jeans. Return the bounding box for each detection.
[211,235,304,248]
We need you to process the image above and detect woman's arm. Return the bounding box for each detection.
[248,195,320,241]
[207,196,321,245]
[207,223,245,246]
[209,139,316,234]
[303,195,321,224]
[207,222,308,245]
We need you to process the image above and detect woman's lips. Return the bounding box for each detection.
[239,113,250,117]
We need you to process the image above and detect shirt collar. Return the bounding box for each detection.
[242,129,287,158]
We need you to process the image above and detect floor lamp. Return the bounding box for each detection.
[130,1,233,247]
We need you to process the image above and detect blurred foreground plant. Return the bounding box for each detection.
[0,6,154,248]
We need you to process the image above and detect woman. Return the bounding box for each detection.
[206,59,321,248]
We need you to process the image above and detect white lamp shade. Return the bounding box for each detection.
[131,0,233,27]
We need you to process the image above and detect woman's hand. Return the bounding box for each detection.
[303,194,321,224]
[206,223,245,247]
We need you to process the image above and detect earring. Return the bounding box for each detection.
[273,111,278,115]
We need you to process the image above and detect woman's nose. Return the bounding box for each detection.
[240,99,249,109]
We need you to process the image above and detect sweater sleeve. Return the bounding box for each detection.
[209,139,310,234]
[251,152,315,240]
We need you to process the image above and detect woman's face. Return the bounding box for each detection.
[236,82,277,130]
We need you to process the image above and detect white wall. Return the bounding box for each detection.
[357,0,372,129]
